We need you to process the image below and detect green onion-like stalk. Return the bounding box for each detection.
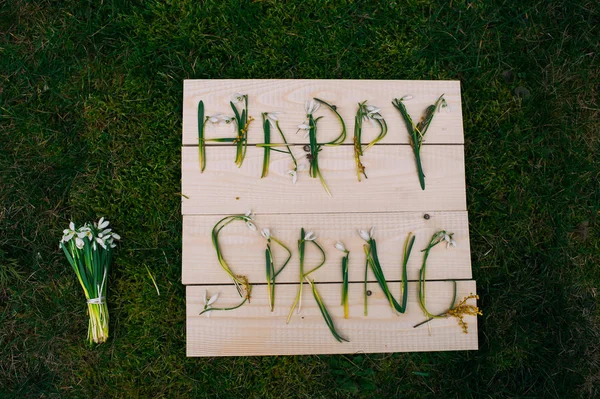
[261,113,271,178]
[392,94,445,190]
[287,228,348,342]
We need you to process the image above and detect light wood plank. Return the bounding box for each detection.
[186,280,478,357]
[181,145,466,215]
[183,79,463,145]
[182,212,471,285]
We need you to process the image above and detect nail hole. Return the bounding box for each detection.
[366,290,372,296]
[423,214,430,220]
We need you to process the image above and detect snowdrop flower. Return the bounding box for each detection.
[244,209,253,220]
[231,93,245,104]
[335,241,347,252]
[439,99,451,113]
[207,114,223,124]
[261,228,271,240]
[62,221,77,242]
[246,221,257,232]
[75,237,85,249]
[95,237,107,250]
[97,217,109,230]
[304,231,316,241]
[358,228,374,242]
[305,99,320,115]
[221,115,234,123]
[400,94,414,101]
[447,239,457,248]
[265,112,281,127]
[287,170,298,184]
[203,290,220,318]
[298,123,310,130]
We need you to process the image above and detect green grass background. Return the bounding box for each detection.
[1,0,599,397]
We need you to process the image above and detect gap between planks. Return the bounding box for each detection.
[182,79,464,146]
[186,280,478,357]
[181,145,466,215]
[182,211,471,285]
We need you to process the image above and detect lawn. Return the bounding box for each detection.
[1,0,599,397]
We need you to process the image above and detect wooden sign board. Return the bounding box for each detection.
[181,79,476,357]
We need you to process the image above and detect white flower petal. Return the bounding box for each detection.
[204,290,208,305]
[297,164,306,172]
[64,233,74,242]
[370,227,375,238]
[335,241,346,252]
[298,123,310,130]
[98,218,109,229]
[69,222,75,231]
[401,94,414,101]
[304,231,316,241]
[358,230,370,242]
[207,293,219,306]
[245,209,252,217]
[261,228,271,239]
[371,114,383,120]
[303,130,310,139]
[75,237,84,249]
[246,221,257,231]
[366,105,375,111]
[111,233,121,241]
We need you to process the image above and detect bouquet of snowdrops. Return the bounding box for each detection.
[59,217,120,344]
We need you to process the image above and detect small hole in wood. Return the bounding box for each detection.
[235,197,240,200]
[366,290,372,296]
[423,214,430,220]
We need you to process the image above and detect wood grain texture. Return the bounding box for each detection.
[182,79,463,145]
[182,212,471,285]
[181,145,466,215]
[186,280,478,357]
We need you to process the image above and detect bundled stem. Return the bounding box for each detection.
[392,94,446,190]
[287,229,348,342]
[362,230,414,315]
[59,219,119,344]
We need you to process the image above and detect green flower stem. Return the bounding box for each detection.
[314,98,346,146]
[341,251,349,319]
[199,297,248,316]
[265,235,292,311]
[256,120,298,172]
[363,256,369,316]
[363,233,415,315]
[417,231,457,320]
[198,100,206,172]
[211,215,253,300]
[287,229,347,342]
[261,113,271,178]
[232,95,252,168]
[392,94,445,190]
[353,101,388,181]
